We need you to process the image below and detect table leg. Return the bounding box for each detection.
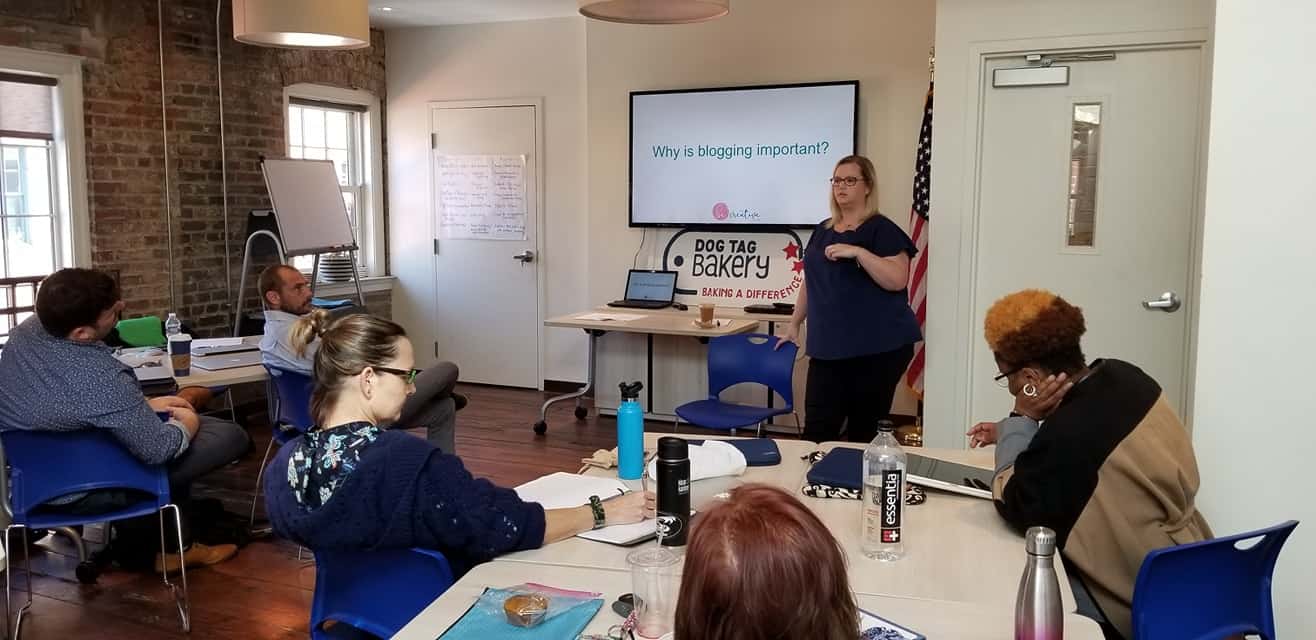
[535,329,600,435]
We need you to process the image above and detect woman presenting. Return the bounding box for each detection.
[777,154,921,443]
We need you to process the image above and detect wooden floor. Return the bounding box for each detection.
[9,384,742,639]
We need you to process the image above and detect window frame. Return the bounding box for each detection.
[0,45,90,271]
[282,83,385,278]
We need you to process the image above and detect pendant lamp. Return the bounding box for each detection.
[578,0,730,25]
[233,0,370,50]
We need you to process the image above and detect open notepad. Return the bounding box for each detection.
[515,472,658,546]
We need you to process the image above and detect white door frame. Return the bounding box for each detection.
[427,97,547,390]
[938,29,1211,442]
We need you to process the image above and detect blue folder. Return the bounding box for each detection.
[805,447,863,490]
[687,438,782,467]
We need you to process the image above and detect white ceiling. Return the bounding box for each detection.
[367,0,579,28]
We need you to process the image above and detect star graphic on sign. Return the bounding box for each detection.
[791,260,804,273]
[783,242,800,260]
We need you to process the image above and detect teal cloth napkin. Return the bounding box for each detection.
[438,588,604,640]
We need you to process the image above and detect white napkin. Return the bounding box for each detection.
[646,439,747,482]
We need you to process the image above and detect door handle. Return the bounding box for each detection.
[513,250,535,263]
[1142,291,1181,313]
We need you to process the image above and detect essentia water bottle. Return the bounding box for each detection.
[861,420,906,561]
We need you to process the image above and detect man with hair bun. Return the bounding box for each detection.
[967,289,1211,640]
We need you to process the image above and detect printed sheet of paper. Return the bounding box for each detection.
[574,313,646,322]
[436,154,527,240]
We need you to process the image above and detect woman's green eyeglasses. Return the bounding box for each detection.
[372,366,421,385]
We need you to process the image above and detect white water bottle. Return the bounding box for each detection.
[862,420,906,561]
[164,312,181,337]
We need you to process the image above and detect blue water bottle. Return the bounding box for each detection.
[617,381,645,480]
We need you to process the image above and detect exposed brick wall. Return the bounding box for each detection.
[0,0,389,335]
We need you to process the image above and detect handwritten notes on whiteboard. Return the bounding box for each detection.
[437,154,527,240]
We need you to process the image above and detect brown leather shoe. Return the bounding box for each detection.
[153,542,238,573]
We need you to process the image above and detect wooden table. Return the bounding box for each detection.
[499,435,817,569]
[393,561,1104,640]
[509,437,1076,612]
[175,363,268,388]
[806,443,1078,611]
[537,311,759,435]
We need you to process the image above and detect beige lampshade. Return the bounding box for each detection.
[578,0,730,24]
[233,0,370,50]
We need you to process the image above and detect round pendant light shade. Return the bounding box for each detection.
[233,0,370,50]
[578,0,730,25]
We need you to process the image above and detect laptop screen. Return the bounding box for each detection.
[625,270,677,302]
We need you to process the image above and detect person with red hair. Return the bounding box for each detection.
[674,483,858,640]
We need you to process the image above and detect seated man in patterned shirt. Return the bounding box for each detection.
[0,268,250,571]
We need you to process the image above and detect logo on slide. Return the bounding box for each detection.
[711,202,730,220]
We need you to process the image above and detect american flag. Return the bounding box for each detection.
[905,84,932,395]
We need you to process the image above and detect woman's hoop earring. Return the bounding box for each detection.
[1022,383,1039,398]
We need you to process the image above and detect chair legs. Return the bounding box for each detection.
[3,525,33,640]
[158,503,191,633]
[792,412,803,438]
[673,415,680,434]
[249,435,278,527]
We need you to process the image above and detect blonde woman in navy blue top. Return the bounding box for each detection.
[776,155,921,443]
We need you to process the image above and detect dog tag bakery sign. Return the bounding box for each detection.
[662,229,807,305]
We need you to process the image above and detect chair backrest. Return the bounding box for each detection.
[706,333,798,408]
[310,547,455,639]
[0,429,170,521]
[264,364,316,435]
[115,316,165,347]
[1132,520,1299,640]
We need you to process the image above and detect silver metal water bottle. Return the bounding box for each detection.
[1015,526,1063,640]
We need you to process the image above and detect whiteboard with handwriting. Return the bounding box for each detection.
[436,154,527,240]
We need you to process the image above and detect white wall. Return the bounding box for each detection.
[386,18,590,382]
[584,0,936,416]
[1192,0,1316,634]
[927,0,1213,446]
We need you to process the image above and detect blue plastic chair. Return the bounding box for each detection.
[0,429,189,637]
[1132,520,1299,640]
[310,547,455,639]
[250,364,317,526]
[674,333,800,437]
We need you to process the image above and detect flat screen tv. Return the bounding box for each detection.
[629,80,858,228]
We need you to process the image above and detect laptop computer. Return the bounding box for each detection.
[192,338,259,357]
[607,269,677,310]
[192,350,264,371]
[806,447,994,500]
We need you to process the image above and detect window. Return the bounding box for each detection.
[283,84,384,277]
[1066,103,1102,248]
[0,48,90,345]
[0,74,59,278]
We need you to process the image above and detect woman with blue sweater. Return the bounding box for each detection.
[263,311,652,565]
[777,155,922,443]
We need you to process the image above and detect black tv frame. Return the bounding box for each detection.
[628,80,860,230]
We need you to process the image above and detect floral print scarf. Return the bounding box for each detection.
[286,421,382,509]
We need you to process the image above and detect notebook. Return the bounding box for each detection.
[515,472,658,546]
[687,438,781,466]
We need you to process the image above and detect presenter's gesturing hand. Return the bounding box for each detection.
[823,243,864,261]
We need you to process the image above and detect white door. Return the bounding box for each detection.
[970,46,1205,423]
[430,103,541,388]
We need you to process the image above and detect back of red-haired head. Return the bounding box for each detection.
[674,483,857,640]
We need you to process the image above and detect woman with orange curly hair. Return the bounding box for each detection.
[967,289,1211,640]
